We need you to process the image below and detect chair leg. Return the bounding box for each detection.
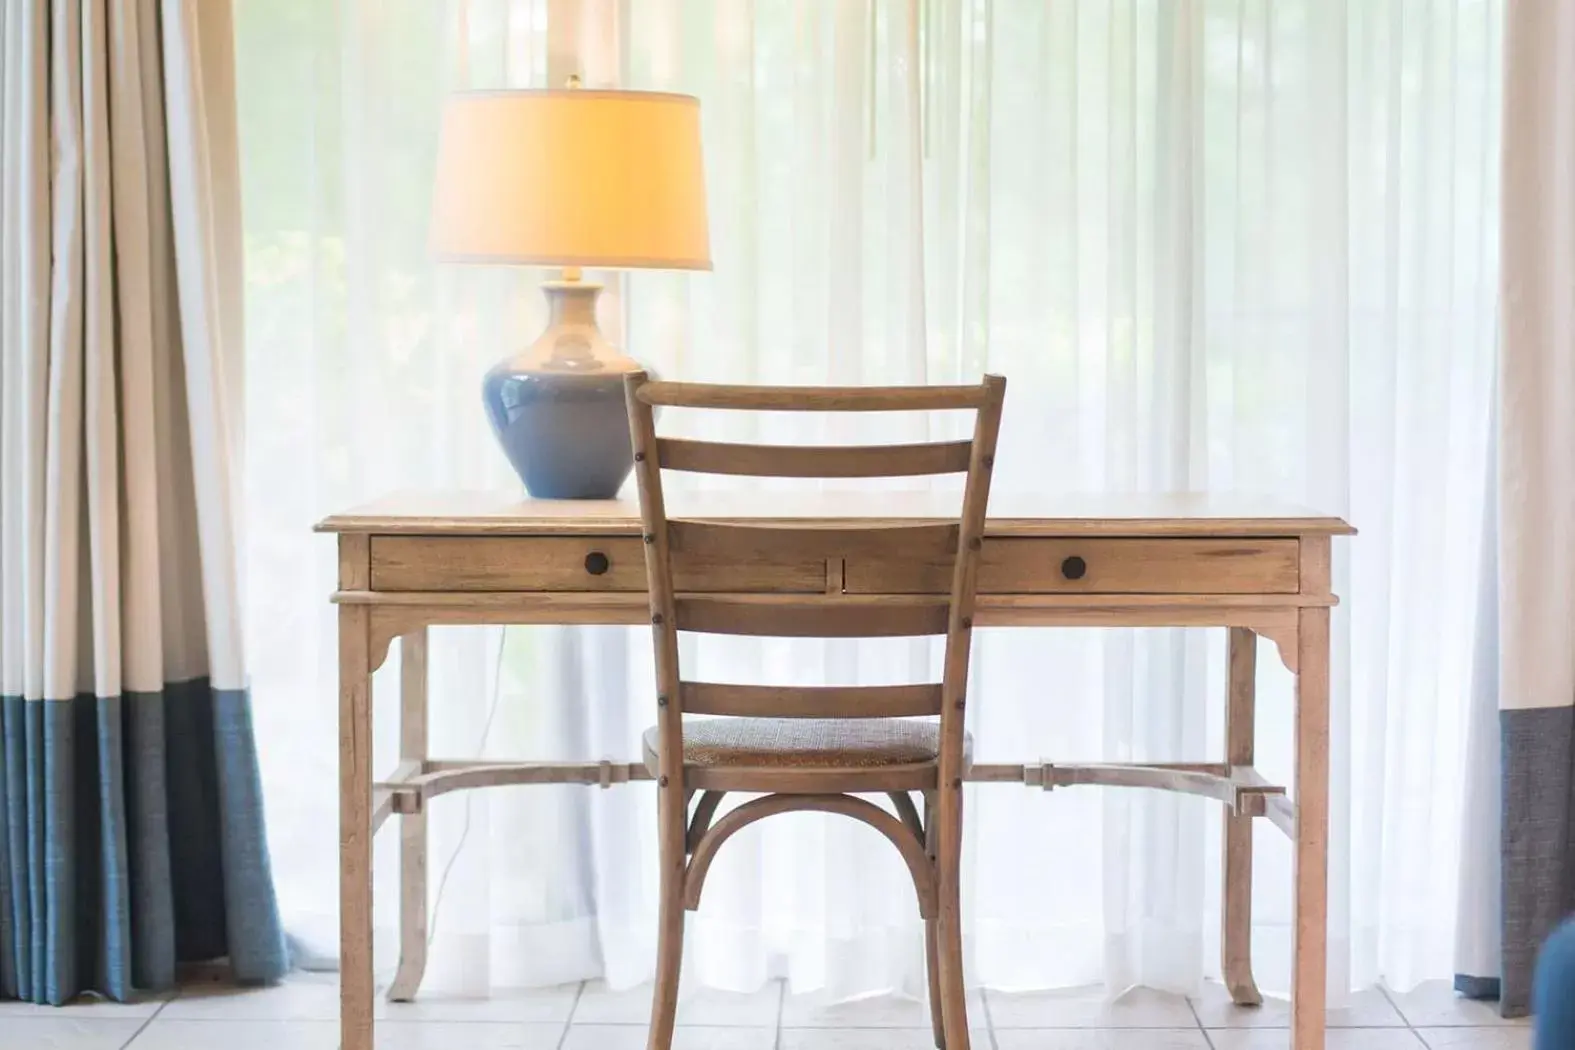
[925,920,946,1048]
[935,786,970,1050]
[922,792,945,1049]
[648,782,687,1050]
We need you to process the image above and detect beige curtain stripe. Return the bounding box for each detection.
[0,0,51,699]
[84,0,125,701]
[1499,0,1575,713]
[108,0,170,696]
[43,0,87,702]
[162,0,247,691]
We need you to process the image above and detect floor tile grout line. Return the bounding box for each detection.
[1379,983,1422,1034]
[774,977,786,1050]
[979,986,997,1050]
[1184,989,1214,1047]
[1381,983,1442,1050]
[551,1021,789,1029]
[117,997,174,1050]
[555,980,586,1050]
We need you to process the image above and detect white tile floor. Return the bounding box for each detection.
[0,976,1531,1050]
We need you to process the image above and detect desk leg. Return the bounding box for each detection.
[1222,627,1262,1006]
[389,628,430,1002]
[340,605,375,1050]
[1291,607,1330,1049]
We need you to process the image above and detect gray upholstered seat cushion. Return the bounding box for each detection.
[642,717,971,769]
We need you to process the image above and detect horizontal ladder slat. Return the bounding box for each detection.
[635,381,992,411]
[679,682,944,717]
[667,520,959,560]
[658,438,973,478]
[674,595,951,637]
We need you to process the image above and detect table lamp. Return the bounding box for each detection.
[430,82,711,498]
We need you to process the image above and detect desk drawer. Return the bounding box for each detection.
[845,537,1300,595]
[369,536,827,593]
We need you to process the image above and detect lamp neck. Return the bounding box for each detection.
[542,278,603,329]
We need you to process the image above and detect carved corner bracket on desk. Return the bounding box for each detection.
[323,495,1350,1050]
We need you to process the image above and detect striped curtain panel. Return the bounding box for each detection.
[1496,0,1575,1018]
[0,0,287,1004]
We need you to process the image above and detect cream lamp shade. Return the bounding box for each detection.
[429,89,711,270]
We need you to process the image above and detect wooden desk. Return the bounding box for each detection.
[319,490,1353,1050]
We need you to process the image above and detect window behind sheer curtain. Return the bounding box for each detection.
[235,0,1501,996]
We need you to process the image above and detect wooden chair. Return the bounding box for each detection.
[623,374,1007,1050]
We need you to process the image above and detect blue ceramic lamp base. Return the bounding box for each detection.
[481,278,646,500]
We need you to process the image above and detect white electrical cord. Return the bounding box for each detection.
[424,626,509,948]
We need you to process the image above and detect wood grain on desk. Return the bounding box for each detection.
[316,489,1355,538]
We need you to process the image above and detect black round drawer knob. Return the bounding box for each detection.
[1060,555,1088,581]
[584,551,611,576]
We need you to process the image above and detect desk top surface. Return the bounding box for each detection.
[318,490,1354,538]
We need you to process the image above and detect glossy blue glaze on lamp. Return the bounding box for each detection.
[481,279,647,499]
[482,364,637,499]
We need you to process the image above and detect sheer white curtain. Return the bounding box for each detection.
[235,0,1501,1000]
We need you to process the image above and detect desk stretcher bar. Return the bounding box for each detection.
[370,758,1292,835]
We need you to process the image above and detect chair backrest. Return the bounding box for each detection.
[623,376,1006,783]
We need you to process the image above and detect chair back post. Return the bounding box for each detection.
[624,371,687,814]
[936,374,1006,806]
